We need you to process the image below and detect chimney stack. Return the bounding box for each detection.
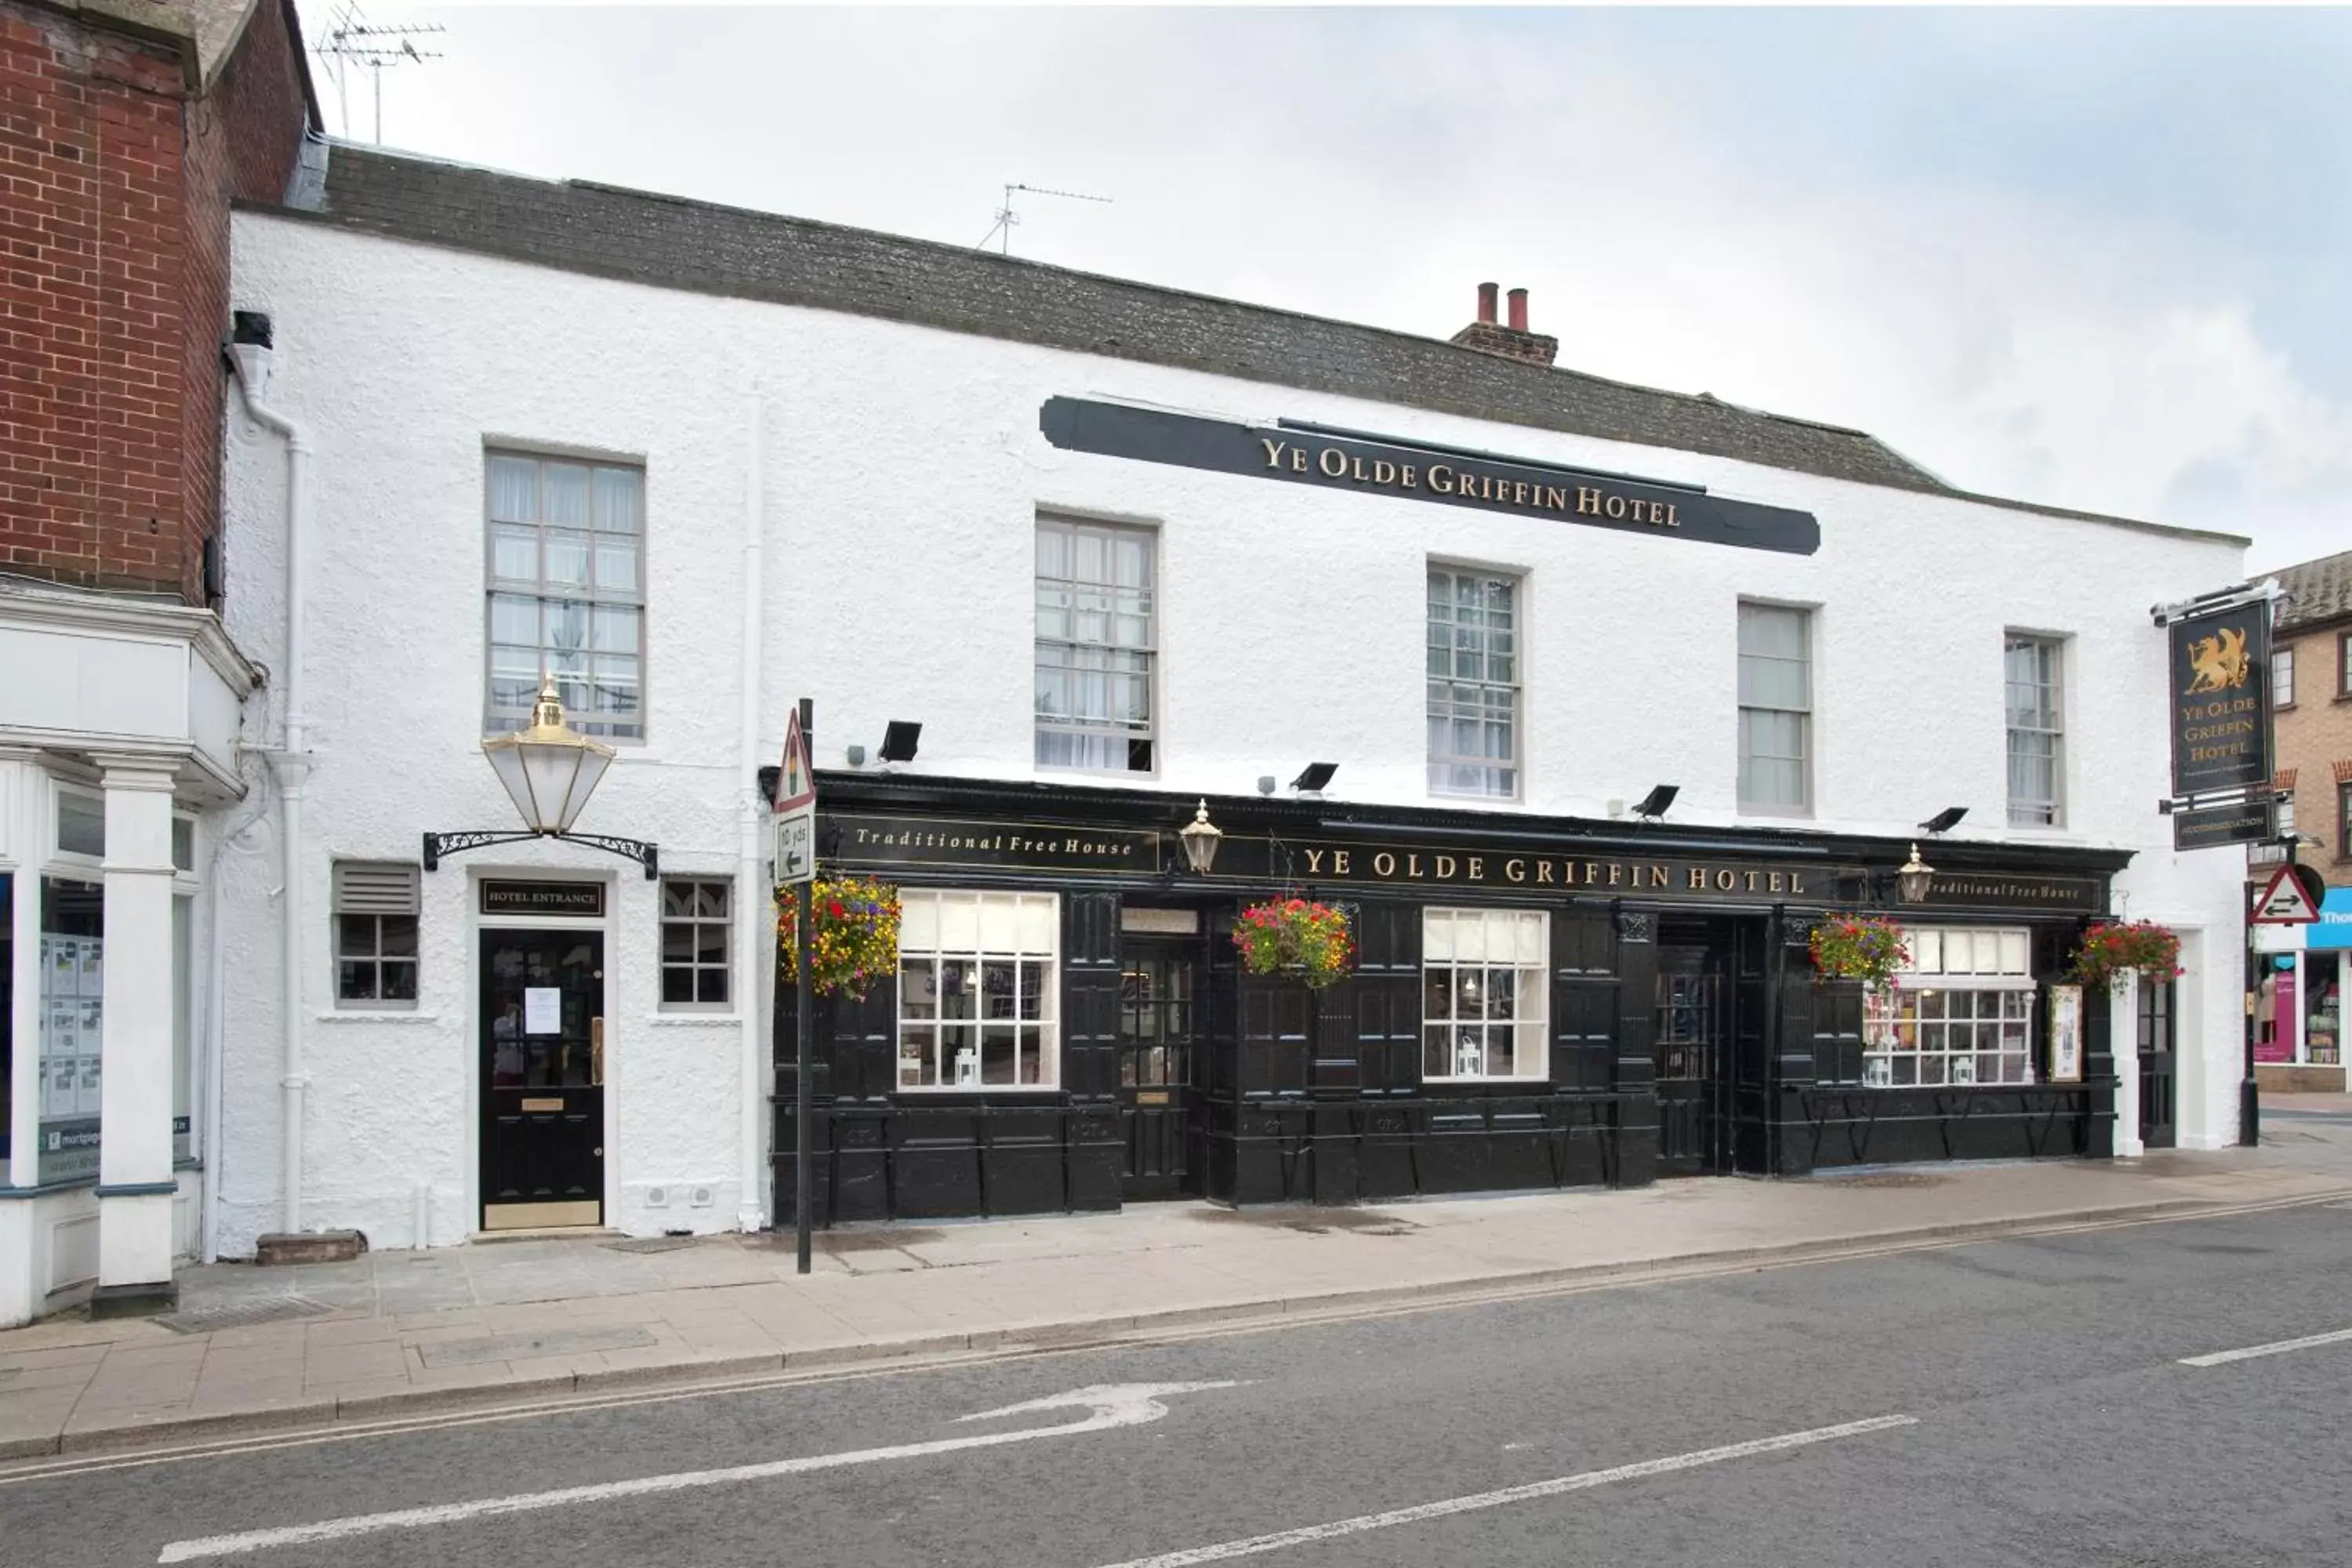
[1450,281,1558,368]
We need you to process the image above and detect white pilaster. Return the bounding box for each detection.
[0,749,42,1326]
[2113,971,2143,1159]
[93,756,180,1308]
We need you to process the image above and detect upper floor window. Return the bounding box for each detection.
[2252,793,2296,866]
[1035,516,1154,773]
[1428,567,1520,797]
[2340,633,2351,698]
[2005,634,2065,826]
[1738,601,1811,814]
[2341,781,2352,861]
[485,452,644,740]
[2274,645,2296,707]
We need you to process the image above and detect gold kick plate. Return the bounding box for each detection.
[591,1017,605,1086]
[520,1097,564,1112]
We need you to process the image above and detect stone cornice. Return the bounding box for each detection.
[0,579,263,695]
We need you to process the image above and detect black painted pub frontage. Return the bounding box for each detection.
[771,772,2131,1226]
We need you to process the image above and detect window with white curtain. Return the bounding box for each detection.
[485,451,645,740]
[896,891,1059,1090]
[1427,567,1522,798]
[1738,601,1811,813]
[1035,515,1155,773]
[1421,908,1548,1081]
[2273,645,2296,707]
[2005,633,2065,826]
[1863,927,2036,1087]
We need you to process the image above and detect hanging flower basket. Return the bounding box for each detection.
[2067,920,2182,988]
[776,876,902,999]
[1232,898,1355,989]
[1808,913,1911,996]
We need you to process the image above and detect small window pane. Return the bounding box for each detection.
[696,969,728,1004]
[379,916,418,958]
[488,456,537,521]
[662,967,695,1004]
[492,524,538,582]
[56,793,104,858]
[593,468,641,532]
[543,463,590,525]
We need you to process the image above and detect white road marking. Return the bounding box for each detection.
[154,1381,1240,1562]
[2180,1326,2352,1367]
[1086,1414,1918,1568]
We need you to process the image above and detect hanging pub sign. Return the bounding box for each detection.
[2167,599,2271,797]
[1039,397,1821,556]
[2172,796,2275,852]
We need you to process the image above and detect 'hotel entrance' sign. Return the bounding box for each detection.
[1039,397,1820,555]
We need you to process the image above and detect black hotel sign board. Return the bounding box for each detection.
[2168,602,2271,797]
[2172,797,2274,852]
[481,880,605,916]
[1040,397,1821,555]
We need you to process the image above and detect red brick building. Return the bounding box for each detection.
[2,1,312,1323]
[4,0,316,601]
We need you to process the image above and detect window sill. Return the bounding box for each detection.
[317,1011,441,1023]
[1422,1076,1551,1087]
[648,1013,743,1026]
[891,1086,1064,1097]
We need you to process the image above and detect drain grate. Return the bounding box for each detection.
[153,1295,339,1334]
[601,1236,700,1254]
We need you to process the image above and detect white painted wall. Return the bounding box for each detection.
[215,209,2252,1252]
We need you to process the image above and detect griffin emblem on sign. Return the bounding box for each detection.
[2183,626,2251,694]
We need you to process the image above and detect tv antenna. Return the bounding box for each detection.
[976,182,1112,256]
[313,2,445,144]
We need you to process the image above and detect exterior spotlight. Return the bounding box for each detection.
[1178,800,1224,875]
[1291,762,1338,794]
[1632,784,1679,821]
[1919,806,1967,835]
[879,720,922,764]
[1896,842,1935,905]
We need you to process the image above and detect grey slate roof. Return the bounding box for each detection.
[2273,547,2352,633]
[259,142,2242,543]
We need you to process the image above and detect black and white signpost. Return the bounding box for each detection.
[2151,579,2282,1148]
[775,701,816,1274]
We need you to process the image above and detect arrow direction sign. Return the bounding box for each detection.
[773,706,816,885]
[156,1382,1244,1563]
[2252,862,2321,925]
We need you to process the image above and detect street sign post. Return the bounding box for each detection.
[775,701,816,1275]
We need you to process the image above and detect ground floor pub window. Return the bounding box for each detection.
[896,891,1059,1090]
[333,862,419,1007]
[38,877,103,1184]
[659,877,732,1007]
[1422,907,1548,1081]
[1864,926,2035,1087]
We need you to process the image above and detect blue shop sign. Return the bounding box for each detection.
[2311,888,2352,952]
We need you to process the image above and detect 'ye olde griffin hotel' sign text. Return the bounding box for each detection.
[1039,397,1820,555]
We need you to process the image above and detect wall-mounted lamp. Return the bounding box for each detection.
[1895,842,1936,905]
[423,676,659,878]
[1918,806,1967,835]
[879,720,922,764]
[1632,784,1679,822]
[1291,762,1338,795]
[1178,799,1224,875]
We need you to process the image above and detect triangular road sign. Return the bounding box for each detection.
[775,707,815,812]
[2251,862,2318,925]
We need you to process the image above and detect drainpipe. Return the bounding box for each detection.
[737,390,768,1233]
[226,313,313,1238]
[198,766,274,1262]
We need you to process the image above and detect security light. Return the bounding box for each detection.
[1919,806,1968,835]
[1632,784,1679,821]
[879,720,922,764]
[1291,762,1338,794]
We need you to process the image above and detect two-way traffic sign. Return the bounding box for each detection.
[2251,861,2323,925]
[773,707,815,886]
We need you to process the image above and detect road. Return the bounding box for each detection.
[5,1199,2352,1568]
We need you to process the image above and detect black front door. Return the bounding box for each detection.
[2138,978,2177,1149]
[1655,943,1730,1176]
[481,928,605,1229]
[1119,941,1203,1200]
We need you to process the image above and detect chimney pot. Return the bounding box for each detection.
[1476,281,1499,325]
[1506,287,1529,333]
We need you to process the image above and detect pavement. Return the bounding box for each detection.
[9,1189,2352,1567]
[5,1119,2351,1462]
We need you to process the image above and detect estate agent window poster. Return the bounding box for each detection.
[2047,985,2085,1084]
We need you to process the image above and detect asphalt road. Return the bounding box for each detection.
[6,1200,2352,1568]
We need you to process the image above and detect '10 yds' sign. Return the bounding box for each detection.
[2168,602,2271,797]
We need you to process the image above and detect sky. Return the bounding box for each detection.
[297,3,2352,572]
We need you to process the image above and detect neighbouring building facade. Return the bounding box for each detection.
[2250,547,2352,1088]
[1,0,315,1323]
[182,140,2254,1263]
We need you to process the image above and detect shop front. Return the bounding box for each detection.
[771,773,2131,1225]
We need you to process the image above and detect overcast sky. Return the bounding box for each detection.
[301,3,2352,572]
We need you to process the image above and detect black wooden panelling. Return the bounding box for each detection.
[1348,901,1422,1094]
[1062,891,1123,1103]
[1239,977,1312,1095]
[1552,909,1619,1092]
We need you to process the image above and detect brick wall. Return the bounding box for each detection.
[1,0,308,604]
[2274,619,2352,888]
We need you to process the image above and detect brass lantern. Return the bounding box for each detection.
[1178,799,1224,875]
[1895,842,1936,905]
[481,676,615,835]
